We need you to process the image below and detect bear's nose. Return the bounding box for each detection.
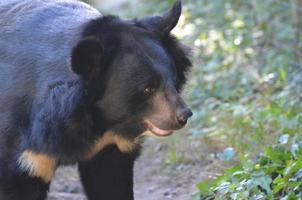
[176,108,193,125]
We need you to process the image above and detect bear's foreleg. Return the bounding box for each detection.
[79,145,140,200]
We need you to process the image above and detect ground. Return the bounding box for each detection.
[48,134,219,200]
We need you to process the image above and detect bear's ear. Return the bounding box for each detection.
[138,0,182,36]
[71,37,103,76]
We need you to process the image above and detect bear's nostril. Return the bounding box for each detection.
[176,108,193,125]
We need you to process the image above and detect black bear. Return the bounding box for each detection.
[0,0,192,199]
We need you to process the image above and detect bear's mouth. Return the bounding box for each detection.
[144,120,173,137]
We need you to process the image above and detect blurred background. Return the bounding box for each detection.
[49,0,302,199]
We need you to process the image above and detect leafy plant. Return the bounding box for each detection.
[194,134,302,200]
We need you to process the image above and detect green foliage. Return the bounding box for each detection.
[177,1,302,199]
[194,134,302,200]
[183,0,301,155]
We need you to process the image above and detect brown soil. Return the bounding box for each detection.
[48,134,218,200]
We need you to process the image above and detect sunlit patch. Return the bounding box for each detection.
[234,37,242,46]
[261,73,275,83]
[18,151,57,182]
[232,19,245,28]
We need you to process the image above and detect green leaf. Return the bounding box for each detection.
[284,160,302,178]
[272,176,286,194]
[197,180,217,195]
[251,171,273,196]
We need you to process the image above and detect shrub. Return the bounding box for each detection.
[194,133,302,200]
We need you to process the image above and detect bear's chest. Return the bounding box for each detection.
[18,131,141,182]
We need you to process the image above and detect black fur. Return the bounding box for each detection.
[162,35,192,90]
[79,145,140,200]
[0,172,49,200]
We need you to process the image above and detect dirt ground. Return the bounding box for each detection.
[48,136,216,200]
[47,129,226,200]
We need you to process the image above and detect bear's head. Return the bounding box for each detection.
[71,0,192,143]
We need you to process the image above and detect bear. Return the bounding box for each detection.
[0,0,192,199]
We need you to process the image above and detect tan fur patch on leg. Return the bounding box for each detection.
[84,131,141,160]
[18,150,57,182]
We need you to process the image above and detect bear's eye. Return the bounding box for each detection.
[144,87,156,95]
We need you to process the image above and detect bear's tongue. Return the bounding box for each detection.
[144,120,173,137]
